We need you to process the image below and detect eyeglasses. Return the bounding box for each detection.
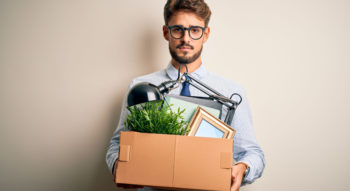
[167,25,206,40]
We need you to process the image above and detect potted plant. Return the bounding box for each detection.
[124,101,189,135]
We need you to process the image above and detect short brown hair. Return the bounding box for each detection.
[164,0,212,27]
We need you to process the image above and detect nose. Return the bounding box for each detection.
[181,29,191,42]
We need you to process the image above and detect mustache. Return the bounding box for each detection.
[176,42,194,49]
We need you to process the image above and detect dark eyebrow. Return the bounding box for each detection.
[170,25,204,28]
[189,25,204,28]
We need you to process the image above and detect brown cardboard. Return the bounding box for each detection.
[116,131,233,191]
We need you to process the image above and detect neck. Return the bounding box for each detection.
[171,57,202,74]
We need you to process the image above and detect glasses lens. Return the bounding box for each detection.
[170,26,184,39]
[189,27,203,40]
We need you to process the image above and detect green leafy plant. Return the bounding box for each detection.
[124,101,189,135]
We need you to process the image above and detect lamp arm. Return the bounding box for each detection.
[157,80,179,94]
[185,80,232,108]
[185,73,225,97]
[184,73,241,125]
[185,73,241,106]
[225,107,237,125]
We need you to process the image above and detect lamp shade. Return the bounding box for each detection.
[127,82,163,107]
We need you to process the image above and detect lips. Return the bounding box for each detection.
[176,43,194,50]
[179,46,192,50]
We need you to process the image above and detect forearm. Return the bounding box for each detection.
[106,126,123,173]
[233,126,265,185]
[106,81,137,174]
[236,148,265,185]
[105,85,134,173]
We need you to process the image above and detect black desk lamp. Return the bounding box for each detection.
[127,80,180,107]
[127,64,242,125]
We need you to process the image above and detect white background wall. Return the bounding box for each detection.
[1,0,349,191]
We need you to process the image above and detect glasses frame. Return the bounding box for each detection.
[167,25,206,40]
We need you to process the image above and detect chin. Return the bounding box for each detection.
[178,52,193,57]
[178,55,192,61]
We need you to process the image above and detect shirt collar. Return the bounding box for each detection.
[165,62,207,80]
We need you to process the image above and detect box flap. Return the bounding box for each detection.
[220,152,232,169]
[119,145,130,162]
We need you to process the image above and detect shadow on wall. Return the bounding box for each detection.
[138,27,165,75]
[89,27,164,191]
[90,94,123,191]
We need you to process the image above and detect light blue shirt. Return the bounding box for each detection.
[106,63,265,188]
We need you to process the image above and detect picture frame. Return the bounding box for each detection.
[187,106,235,139]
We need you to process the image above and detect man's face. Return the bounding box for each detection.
[163,11,210,64]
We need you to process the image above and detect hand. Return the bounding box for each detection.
[113,160,144,189]
[116,183,144,189]
[230,163,248,191]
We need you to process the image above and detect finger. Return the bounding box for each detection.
[231,176,242,191]
[117,183,144,189]
[116,183,132,189]
[230,174,236,191]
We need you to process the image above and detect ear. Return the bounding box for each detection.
[163,25,169,41]
[203,27,210,43]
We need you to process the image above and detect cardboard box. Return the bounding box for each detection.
[116,131,233,191]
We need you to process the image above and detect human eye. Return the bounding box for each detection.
[172,26,182,33]
[190,27,201,34]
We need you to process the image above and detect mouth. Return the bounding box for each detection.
[176,43,194,51]
[178,46,192,51]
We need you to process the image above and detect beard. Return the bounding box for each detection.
[169,42,203,64]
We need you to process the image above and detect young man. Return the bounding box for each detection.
[106,0,265,190]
